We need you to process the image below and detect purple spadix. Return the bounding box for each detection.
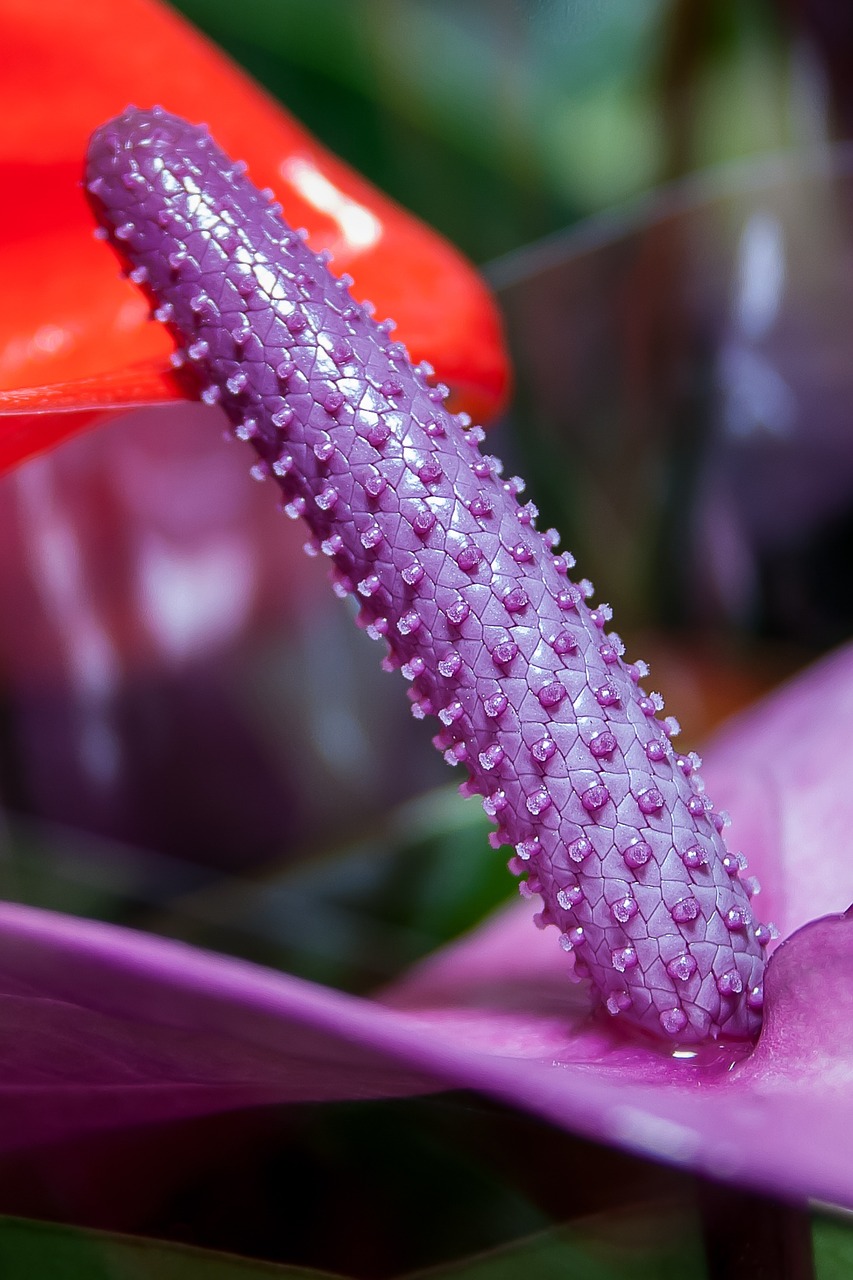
[86,107,768,1043]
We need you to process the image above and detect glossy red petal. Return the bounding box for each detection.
[0,0,509,471]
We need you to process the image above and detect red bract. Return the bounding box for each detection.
[0,0,509,473]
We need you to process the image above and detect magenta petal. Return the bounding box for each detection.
[703,641,853,937]
[4,899,853,1208]
[0,903,439,1153]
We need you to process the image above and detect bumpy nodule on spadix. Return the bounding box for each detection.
[86,107,770,1044]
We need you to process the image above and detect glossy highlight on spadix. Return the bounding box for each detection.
[85,106,770,1043]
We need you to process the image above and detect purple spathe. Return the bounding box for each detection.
[85,107,767,1043]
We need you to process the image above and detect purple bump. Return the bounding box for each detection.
[445,598,470,626]
[716,970,744,996]
[581,784,610,813]
[594,682,619,707]
[537,681,567,709]
[724,906,752,932]
[611,945,638,973]
[457,545,484,573]
[437,651,462,678]
[610,895,639,924]
[526,787,552,816]
[479,744,505,771]
[503,586,528,614]
[86,107,766,1046]
[671,897,701,925]
[567,836,593,864]
[636,787,664,814]
[491,639,518,666]
[484,693,508,720]
[660,1008,688,1036]
[666,953,698,982]
[623,840,652,869]
[548,630,576,655]
[531,736,557,764]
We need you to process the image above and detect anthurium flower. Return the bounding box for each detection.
[0,0,508,474]
[0,102,846,1214]
[0,640,850,1207]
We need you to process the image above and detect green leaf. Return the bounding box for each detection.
[814,1212,853,1279]
[0,1216,347,1280]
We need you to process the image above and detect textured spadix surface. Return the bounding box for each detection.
[86,107,767,1042]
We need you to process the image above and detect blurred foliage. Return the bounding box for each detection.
[0,785,508,991]
[170,0,806,264]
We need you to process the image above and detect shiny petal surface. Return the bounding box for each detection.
[0,892,851,1208]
